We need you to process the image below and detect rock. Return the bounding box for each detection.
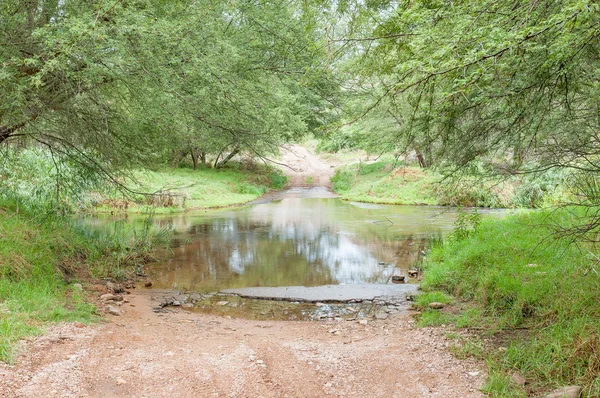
[391,275,405,283]
[106,282,124,293]
[116,378,126,386]
[72,283,83,292]
[375,312,389,320]
[511,372,527,386]
[428,302,445,310]
[545,386,582,398]
[467,371,480,377]
[358,320,368,326]
[182,303,194,308]
[144,281,153,287]
[106,305,123,316]
[172,300,182,306]
[408,270,419,278]
[100,293,122,302]
[216,301,229,306]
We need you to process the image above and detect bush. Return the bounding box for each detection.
[330,170,353,192]
[268,172,287,189]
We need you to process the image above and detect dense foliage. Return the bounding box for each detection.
[0,0,337,174]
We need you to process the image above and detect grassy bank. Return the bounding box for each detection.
[94,164,287,214]
[416,209,600,396]
[0,200,159,362]
[329,157,570,208]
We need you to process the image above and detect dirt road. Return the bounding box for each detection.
[0,292,484,398]
[277,144,336,188]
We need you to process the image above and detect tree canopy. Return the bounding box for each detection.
[1,0,337,173]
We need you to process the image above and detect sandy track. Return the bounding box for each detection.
[277,145,336,188]
[1,292,485,398]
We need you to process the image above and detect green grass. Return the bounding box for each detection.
[418,209,600,396]
[329,157,572,208]
[95,164,287,213]
[0,200,161,362]
[331,161,441,205]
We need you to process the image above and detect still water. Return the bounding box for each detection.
[122,190,502,293]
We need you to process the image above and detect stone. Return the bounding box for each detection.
[72,283,83,292]
[359,320,368,325]
[545,386,582,398]
[100,293,122,302]
[172,301,182,306]
[216,301,229,306]
[375,312,388,320]
[144,281,153,287]
[408,270,419,278]
[428,302,445,310]
[106,282,124,293]
[391,275,405,283]
[116,378,126,386]
[511,372,527,386]
[106,305,123,316]
[467,371,480,377]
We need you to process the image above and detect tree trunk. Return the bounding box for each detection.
[416,150,427,168]
[0,121,28,144]
[191,147,200,170]
[216,147,240,169]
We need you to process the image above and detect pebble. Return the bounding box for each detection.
[359,320,368,326]
[116,378,126,386]
[545,386,582,398]
[144,281,153,287]
[216,301,229,306]
[467,371,480,377]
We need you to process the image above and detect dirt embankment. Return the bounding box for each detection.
[0,291,485,398]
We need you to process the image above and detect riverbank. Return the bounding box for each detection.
[0,200,159,362]
[92,165,287,214]
[416,209,600,397]
[329,156,571,208]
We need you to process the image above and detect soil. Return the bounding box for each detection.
[0,292,485,398]
[277,144,336,188]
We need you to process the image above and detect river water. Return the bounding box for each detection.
[97,188,502,293]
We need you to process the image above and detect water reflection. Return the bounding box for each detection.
[146,197,467,292]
